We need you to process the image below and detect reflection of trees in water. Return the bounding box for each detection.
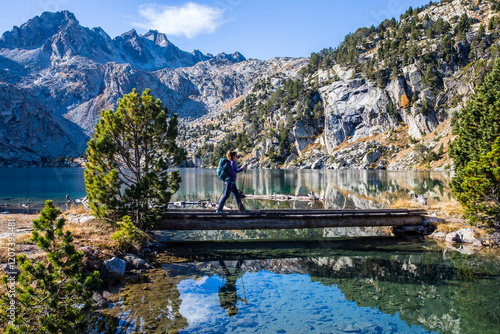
[94,271,188,334]
[173,169,452,210]
[413,177,444,196]
[304,252,500,334]
[160,241,500,334]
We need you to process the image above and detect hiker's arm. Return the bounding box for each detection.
[231,161,244,174]
[234,162,246,174]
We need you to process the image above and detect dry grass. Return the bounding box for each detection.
[388,191,463,217]
[434,220,470,234]
[384,192,498,237]
[65,203,92,215]
[0,211,118,266]
[64,219,117,252]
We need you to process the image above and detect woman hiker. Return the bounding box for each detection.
[217,151,249,213]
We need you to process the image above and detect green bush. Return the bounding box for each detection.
[112,215,143,251]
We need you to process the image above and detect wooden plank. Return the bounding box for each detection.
[166,208,425,215]
[156,210,423,230]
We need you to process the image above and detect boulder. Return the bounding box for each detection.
[362,149,381,165]
[104,257,126,279]
[445,228,477,244]
[428,231,446,239]
[123,253,153,270]
[79,216,96,224]
[92,292,110,309]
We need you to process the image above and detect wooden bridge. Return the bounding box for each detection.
[157,209,426,230]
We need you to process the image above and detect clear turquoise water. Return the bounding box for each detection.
[0,168,452,210]
[95,238,500,334]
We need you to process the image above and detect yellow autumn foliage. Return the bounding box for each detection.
[401,94,411,109]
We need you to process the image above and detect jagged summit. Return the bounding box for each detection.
[0,11,246,70]
[0,10,79,50]
[143,30,170,47]
[0,10,264,164]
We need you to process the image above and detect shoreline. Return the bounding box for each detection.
[0,164,455,172]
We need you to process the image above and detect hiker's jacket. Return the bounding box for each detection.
[227,161,244,183]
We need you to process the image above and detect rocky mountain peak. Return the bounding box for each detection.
[143,30,170,47]
[215,51,246,62]
[117,29,140,41]
[0,10,78,50]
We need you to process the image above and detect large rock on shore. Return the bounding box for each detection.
[104,257,126,279]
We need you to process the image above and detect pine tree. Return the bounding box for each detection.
[451,58,500,226]
[0,201,101,333]
[455,137,500,226]
[85,88,186,228]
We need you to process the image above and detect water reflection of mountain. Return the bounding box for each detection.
[152,226,393,243]
[173,169,452,210]
[97,239,500,334]
[163,239,500,334]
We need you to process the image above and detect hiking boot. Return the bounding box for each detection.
[215,210,224,213]
[239,209,250,213]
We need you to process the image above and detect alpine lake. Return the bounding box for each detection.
[1,168,499,334]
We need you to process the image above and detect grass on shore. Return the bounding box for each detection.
[0,206,118,265]
[388,191,463,217]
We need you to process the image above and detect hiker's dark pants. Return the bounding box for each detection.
[218,182,245,212]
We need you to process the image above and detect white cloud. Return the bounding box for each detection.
[137,2,225,38]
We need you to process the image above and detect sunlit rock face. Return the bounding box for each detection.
[320,78,391,154]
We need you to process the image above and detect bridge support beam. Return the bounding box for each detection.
[157,209,424,230]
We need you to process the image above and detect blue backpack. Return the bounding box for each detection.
[217,158,230,181]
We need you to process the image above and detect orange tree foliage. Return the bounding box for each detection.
[401,94,411,109]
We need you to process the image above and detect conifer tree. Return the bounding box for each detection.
[0,201,101,333]
[451,58,500,226]
[455,137,500,226]
[85,88,186,228]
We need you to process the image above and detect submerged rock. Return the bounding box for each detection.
[92,292,110,309]
[123,253,153,270]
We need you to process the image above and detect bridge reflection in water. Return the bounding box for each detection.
[94,237,500,334]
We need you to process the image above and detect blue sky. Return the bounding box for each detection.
[1,0,431,60]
